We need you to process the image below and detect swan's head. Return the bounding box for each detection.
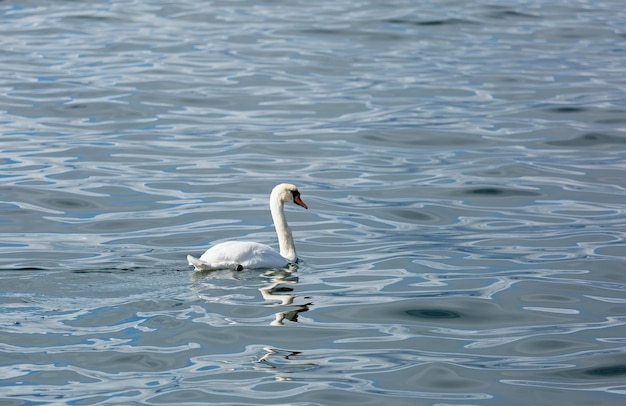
[272,183,308,209]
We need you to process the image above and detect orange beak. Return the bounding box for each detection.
[294,194,308,209]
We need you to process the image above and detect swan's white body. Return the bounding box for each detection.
[187,183,307,271]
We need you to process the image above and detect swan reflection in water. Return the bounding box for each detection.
[255,346,317,374]
[259,268,311,326]
[188,183,311,325]
[190,265,311,326]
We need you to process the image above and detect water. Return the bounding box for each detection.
[2,0,626,404]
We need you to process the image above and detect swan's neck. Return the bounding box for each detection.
[270,198,297,262]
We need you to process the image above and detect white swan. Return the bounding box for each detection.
[187,183,308,271]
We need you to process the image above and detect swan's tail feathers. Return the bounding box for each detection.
[187,255,243,272]
[187,255,215,271]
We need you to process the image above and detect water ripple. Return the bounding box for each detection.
[2,0,626,404]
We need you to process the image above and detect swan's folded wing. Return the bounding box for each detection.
[197,241,289,269]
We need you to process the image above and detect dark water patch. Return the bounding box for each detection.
[514,336,596,355]
[544,106,587,114]
[385,18,477,27]
[314,298,564,330]
[485,10,539,19]
[521,293,579,304]
[546,132,626,147]
[458,187,541,197]
[585,365,626,377]
[2,186,100,212]
[71,268,133,274]
[406,309,461,319]
[468,187,504,196]
[543,355,626,382]
[42,197,96,210]
[64,14,130,24]
[297,28,406,42]
[358,130,484,147]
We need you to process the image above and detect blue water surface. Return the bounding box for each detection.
[1,0,626,405]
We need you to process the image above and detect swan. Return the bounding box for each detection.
[187,183,308,271]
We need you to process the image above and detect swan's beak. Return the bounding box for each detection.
[294,195,308,209]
